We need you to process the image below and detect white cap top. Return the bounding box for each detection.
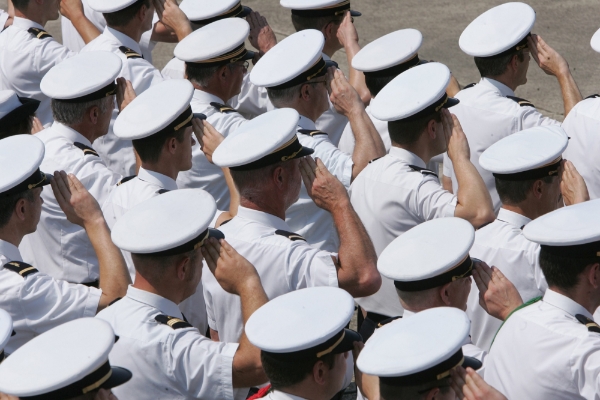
[0,135,45,193]
[352,29,423,72]
[480,126,568,174]
[459,2,535,57]
[246,287,355,353]
[370,62,457,121]
[591,28,600,53]
[180,0,251,23]
[112,189,217,254]
[88,0,139,13]
[281,0,346,9]
[358,307,470,377]
[0,309,12,354]
[41,52,122,100]
[113,80,194,140]
[175,19,250,63]
[0,90,23,119]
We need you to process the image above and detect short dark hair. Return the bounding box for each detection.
[132,127,186,164]
[11,0,30,11]
[0,190,35,228]
[261,352,336,390]
[290,14,341,32]
[364,73,397,97]
[539,249,597,290]
[388,111,442,146]
[131,248,197,280]
[474,49,525,78]
[103,0,150,27]
[495,175,555,205]
[230,161,288,199]
[379,377,453,400]
[0,116,34,140]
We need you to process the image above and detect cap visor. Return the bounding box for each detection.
[0,97,40,126]
[445,97,460,109]
[242,50,256,61]
[239,6,252,18]
[101,367,132,390]
[334,329,363,354]
[208,228,225,241]
[325,60,339,70]
[40,171,53,188]
[350,10,361,16]
[293,146,315,161]
[461,356,483,371]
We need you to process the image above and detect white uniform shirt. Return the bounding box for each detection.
[81,26,165,176]
[467,208,547,352]
[285,115,353,252]
[486,290,600,399]
[176,90,247,210]
[0,17,76,125]
[338,105,391,155]
[97,286,238,400]
[264,392,307,400]
[0,240,101,354]
[562,97,600,200]
[349,147,457,317]
[0,10,9,32]
[161,57,185,80]
[19,122,121,283]
[443,78,560,211]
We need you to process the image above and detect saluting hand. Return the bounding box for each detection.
[528,34,570,77]
[299,157,349,213]
[116,78,136,113]
[247,11,277,54]
[51,171,104,228]
[330,68,364,117]
[473,261,523,321]
[451,367,507,400]
[443,110,471,162]
[94,389,119,400]
[336,10,358,49]
[561,160,589,206]
[30,116,44,134]
[59,0,84,22]
[154,0,192,40]
[195,120,224,164]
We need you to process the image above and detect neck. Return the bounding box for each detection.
[502,201,540,221]
[0,227,24,248]
[240,197,286,221]
[486,75,518,92]
[391,143,433,164]
[110,24,142,44]
[66,122,100,144]
[277,383,330,400]
[141,161,178,181]
[322,41,338,59]
[296,108,321,124]
[192,82,228,104]
[132,272,185,305]
[548,286,600,316]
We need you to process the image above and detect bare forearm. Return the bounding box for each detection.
[557,70,582,116]
[350,110,386,180]
[71,15,101,44]
[344,42,370,104]
[151,21,178,43]
[453,157,495,228]
[224,168,239,217]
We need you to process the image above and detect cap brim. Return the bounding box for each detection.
[325,60,339,70]
[461,356,482,371]
[334,329,363,354]
[100,367,132,390]
[40,171,53,189]
[239,6,252,18]
[350,10,361,17]
[294,146,315,161]
[207,228,225,242]
[242,50,256,61]
[0,97,40,127]
[445,97,460,109]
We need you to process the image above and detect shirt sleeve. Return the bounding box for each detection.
[308,136,353,188]
[415,176,458,220]
[519,107,561,130]
[286,243,339,290]
[77,159,122,208]
[35,38,77,77]
[571,339,600,399]
[202,264,218,331]
[229,74,274,118]
[126,58,166,94]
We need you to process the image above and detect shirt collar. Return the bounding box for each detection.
[137,167,178,191]
[12,17,44,31]
[479,77,515,97]
[126,286,183,318]
[236,206,291,232]
[403,309,415,318]
[192,89,224,105]
[543,289,593,320]
[298,115,317,131]
[51,122,93,147]
[104,26,141,54]
[0,240,22,265]
[388,147,426,169]
[497,208,532,229]
[269,391,308,400]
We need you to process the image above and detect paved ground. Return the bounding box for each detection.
[3,0,600,119]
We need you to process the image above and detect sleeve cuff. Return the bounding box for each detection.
[220,342,239,400]
[84,287,102,317]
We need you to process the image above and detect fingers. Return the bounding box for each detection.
[315,157,330,177]
[299,157,316,181]
[201,239,221,272]
[450,367,467,399]
[67,172,85,194]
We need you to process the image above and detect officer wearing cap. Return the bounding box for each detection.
[0,134,130,355]
[246,287,362,399]
[250,29,385,251]
[466,126,590,351]
[19,52,126,286]
[0,90,39,139]
[349,62,494,330]
[0,318,131,399]
[97,189,271,399]
[486,200,600,399]
[357,307,482,400]
[443,2,582,212]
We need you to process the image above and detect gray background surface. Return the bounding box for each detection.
[3,0,600,120]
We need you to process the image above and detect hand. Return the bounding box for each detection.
[0,393,18,400]
[528,34,570,77]
[59,0,85,21]
[51,171,104,228]
[336,10,359,49]
[202,238,261,296]
[352,341,380,400]
[561,160,589,206]
[116,77,136,112]
[451,367,507,400]
[30,116,44,134]
[299,157,349,213]
[247,11,277,54]
[329,69,364,117]
[94,389,118,400]
[443,109,471,162]
[195,120,224,164]
[473,261,523,321]
[154,0,192,40]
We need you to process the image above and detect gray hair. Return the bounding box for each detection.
[229,162,284,200]
[266,84,304,108]
[51,96,114,125]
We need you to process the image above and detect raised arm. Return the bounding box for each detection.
[59,0,101,44]
[336,11,370,104]
[153,0,192,41]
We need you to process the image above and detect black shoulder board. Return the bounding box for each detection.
[210,102,237,114]
[298,129,327,137]
[3,261,38,277]
[108,297,122,306]
[117,175,136,186]
[377,316,401,329]
[119,46,143,59]
[155,315,193,329]
[28,27,52,39]
[219,218,233,226]
[463,82,477,89]
[157,189,170,195]
[408,164,438,177]
[74,142,99,157]
[369,156,383,164]
[576,314,600,333]
[506,95,535,108]
[586,94,600,100]
[275,229,306,242]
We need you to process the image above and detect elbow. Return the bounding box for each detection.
[345,266,382,298]
[359,90,372,106]
[470,207,496,229]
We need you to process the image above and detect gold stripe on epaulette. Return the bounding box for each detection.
[167,318,185,327]
[18,267,36,276]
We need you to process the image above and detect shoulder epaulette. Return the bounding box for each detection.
[275,229,306,242]
[298,129,327,137]
[506,95,535,108]
[119,46,143,59]
[218,218,232,227]
[3,261,38,277]
[369,156,384,164]
[586,94,600,100]
[155,315,193,330]
[576,314,600,333]
[376,316,401,329]
[117,175,136,186]
[408,164,438,177]
[73,142,99,157]
[108,297,122,306]
[463,82,477,89]
[28,27,52,39]
[157,189,170,195]
[491,296,542,347]
[210,102,237,114]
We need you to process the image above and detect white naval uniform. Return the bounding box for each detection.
[0,10,9,32]
[97,286,238,400]
[161,57,186,80]
[286,115,353,252]
[338,105,391,155]
[19,122,121,283]
[0,17,76,126]
[349,147,457,318]
[486,290,600,399]
[264,392,307,400]
[443,78,560,212]
[467,208,547,352]
[0,240,101,355]
[81,26,165,176]
[562,97,600,200]
[176,90,247,210]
